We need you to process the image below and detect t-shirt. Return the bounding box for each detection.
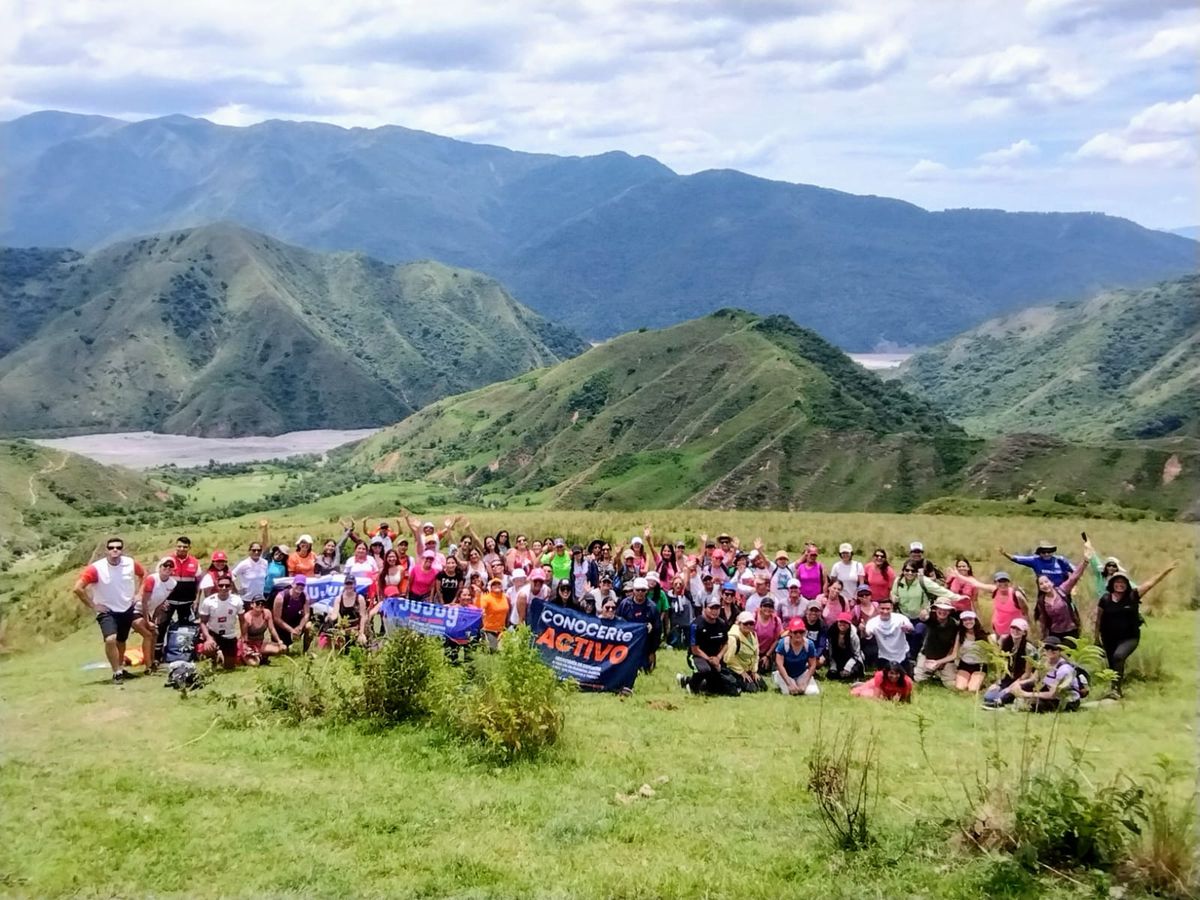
[1010,553,1075,587]
[775,636,816,678]
[828,560,865,600]
[795,561,824,599]
[769,563,796,601]
[616,598,658,630]
[754,614,784,653]
[945,575,978,611]
[872,669,912,701]
[479,590,509,632]
[863,563,894,601]
[287,552,317,578]
[1098,590,1142,644]
[723,626,759,675]
[408,563,442,599]
[232,556,268,599]
[79,557,146,613]
[199,594,244,637]
[865,613,912,663]
[689,615,729,657]
[436,573,462,604]
[541,552,572,582]
[142,573,176,614]
[343,558,380,582]
[1043,660,1080,702]
[744,591,773,615]
[922,614,959,660]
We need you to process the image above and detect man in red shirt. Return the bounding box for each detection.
[73,536,147,684]
[165,535,200,621]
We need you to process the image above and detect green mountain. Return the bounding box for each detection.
[345,310,973,511]
[898,275,1200,441]
[3,112,1195,348]
[0,225,585,438]
[0,440,167,567]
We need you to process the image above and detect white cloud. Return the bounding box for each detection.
[1026,0,1195,33]
[1134,22,1200,59]
[979,138,1040,164]
[935,44,1100,107]
[1075,94,1200,167]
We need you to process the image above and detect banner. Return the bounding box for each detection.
[378,597,482,644]
[528,599,647,693]
[274,574,370,608]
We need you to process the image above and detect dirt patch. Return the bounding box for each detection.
[1162,453,1182,485]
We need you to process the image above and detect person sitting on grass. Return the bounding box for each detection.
[677,598,737,696]
[913,599,959,688]
[773,618,820,695]
[724,611,763,693]
[1008,636,1081,713]
[199,575,244,670]
[954,609,989,693]
[240,596,284,666]
[272,575,312,652]
[864,597,913,675]
[850,660,912,702]
[826,611,864,681]
[320,574,368,651]
[754,598,784,674]
[982,618,1032,707]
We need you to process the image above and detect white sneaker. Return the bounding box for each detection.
[675,673,692,694]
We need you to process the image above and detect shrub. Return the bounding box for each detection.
[258,653,364,726]
[362,629,456,725]
[1125,758,1199,898]
[446,626,568,762]
[806,721,880,851]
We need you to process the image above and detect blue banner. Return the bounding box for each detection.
[378,597,482,644]
[274,574,371,607]
[528,599,647,693]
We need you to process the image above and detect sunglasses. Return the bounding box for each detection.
[603,605,616,611]
[217,582,233,589]
[107,544,123,551]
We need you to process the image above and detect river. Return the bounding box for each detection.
[32,429,378,470]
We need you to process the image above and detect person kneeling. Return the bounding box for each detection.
[773,618,820,695]
[725,611,764,693]
[199,576,244,670]
[913,599,959,688]
[677,598,740,696]
[1008,636,1082,713]
[826,611,864,681]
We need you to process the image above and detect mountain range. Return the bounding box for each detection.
[0,224,584,437]
[899,275,1199,442]
[3,111,1195,348]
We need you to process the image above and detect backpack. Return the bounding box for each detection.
[163,623,199,664]
[165,660,203,691]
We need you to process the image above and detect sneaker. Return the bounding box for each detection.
[675,673,692,694]
[112,671,125,685]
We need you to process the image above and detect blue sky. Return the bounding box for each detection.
[3,0,1197,228]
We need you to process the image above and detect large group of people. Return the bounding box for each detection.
[73,515,1177,710]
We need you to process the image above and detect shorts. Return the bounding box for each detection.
[957,661,984,674]
[96,608,135,641]
[207,633,239,658]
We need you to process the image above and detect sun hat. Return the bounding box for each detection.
[775,549,790,560]
[1106,570,1132,591]
[838,542,853,554]
[1035,540,1056,552]
[736,611,754,625]
[787,617,807,631]
[716,533,732,541]
[933,598,954,610]
[297,534,313,546]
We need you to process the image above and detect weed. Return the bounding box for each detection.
[806,719,880,851]
[362,629,456,724]
[1124,756,1199,898]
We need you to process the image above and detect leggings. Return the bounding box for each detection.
[1104,636,1139,683]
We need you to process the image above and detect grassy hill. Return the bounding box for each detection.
[0,440,167,568]
[345,310,973,511]
[899,275,1200,441]
[3,112,1195,348]
[0,225,585,437]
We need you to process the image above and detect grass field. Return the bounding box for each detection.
[1,501,1196,897]
[176,471,288,511]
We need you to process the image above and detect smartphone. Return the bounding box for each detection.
[1080,531,1088,542]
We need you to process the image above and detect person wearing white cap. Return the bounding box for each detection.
[954,610,990,693]
[723,611,764,692]
[768,549,796,604]
[906,541,942,580]
[982,618,1032,708]
[913,599,959,688]
[617,577,660,674]
[828,543,865,604]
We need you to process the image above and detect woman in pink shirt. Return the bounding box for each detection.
[963,571,1030,638]
[862,548,895,601]
[945,558,979,613]
[754,598,785,674]
[820,579,849,627]
[795,544,825,600]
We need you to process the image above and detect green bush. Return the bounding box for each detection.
[258,653,364,726]
[446,626,568,762]
[1125,758,1199,898]
[362,629,456,724]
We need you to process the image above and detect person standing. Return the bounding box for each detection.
[1095,564,1177,695]
[828,543,865,603]
[232,541,268,605]
[999,540,1075,588]
[165,536,200,619]
[73,537,147,684]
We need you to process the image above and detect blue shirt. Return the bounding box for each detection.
[1010,553,1074,587]
[775,637,816,678]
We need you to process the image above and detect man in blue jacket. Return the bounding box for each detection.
[999,540,1074,587]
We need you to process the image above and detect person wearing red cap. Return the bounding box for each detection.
[199,550,232,599]
[773,618,820,695]
[827,611,864,681]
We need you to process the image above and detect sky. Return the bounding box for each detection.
[3,0,1197,229]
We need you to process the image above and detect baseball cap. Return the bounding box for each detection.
[787,578,802,589]
[554,538,565,547]
[530,568,547,581]
[158,556,176,568]
[292,574,307,585]
[705,596,721,608]
[422,521,435,530]
[721,581,736,592]
[712,549,725,562]
[701,572,714,581]
[736,611,754,624]
[748,550,760,561]
[343,573,356,583]
[630,536,644,546]
[422,550,436,559]
[632,577,649,591]
[909,541,924,552]
[856,584,872,595]
[297,534,314,546]
[645,571,660,583]
[933,598,954,610]
[1011,618,1029,633]
[836,611,853,623]
[378,521,390,529]
[787,617,807,632]
[511,568,528,580]
[838,542,853,554]
[1042,635,1064,649]
[806,600,823,612]
[960,609,978,620]
[211,550,228,562]
[994,571,1011,582]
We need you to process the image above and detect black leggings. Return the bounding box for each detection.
[1104,636,1139,684]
